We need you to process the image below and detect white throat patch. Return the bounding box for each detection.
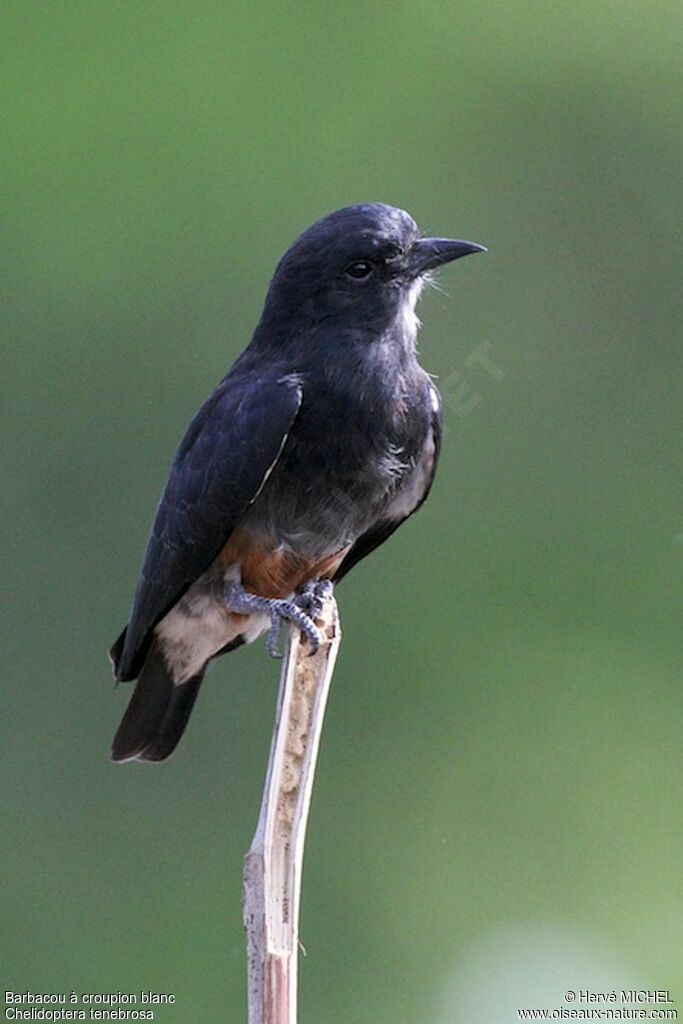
[399,277,426,339]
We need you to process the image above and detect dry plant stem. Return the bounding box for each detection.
[243,595,341,1024]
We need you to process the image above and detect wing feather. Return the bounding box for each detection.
[112,372,303,680]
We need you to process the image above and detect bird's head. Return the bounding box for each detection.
[260,203,486,338]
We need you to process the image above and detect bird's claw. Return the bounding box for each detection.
[296,579,334,621]
[224,579,334,660]
[265,603,321,659]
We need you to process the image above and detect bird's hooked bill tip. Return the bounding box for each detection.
[409,237,487,275]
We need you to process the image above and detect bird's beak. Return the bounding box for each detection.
[407,237,487,277]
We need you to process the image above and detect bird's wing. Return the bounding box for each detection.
[333,385,443,583]
[112,372,303,680]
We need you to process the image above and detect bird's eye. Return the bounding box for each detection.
[345,260,374,280]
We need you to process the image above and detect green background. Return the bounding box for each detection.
[3,3,682,1020]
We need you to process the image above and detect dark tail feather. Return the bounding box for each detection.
[111,644,205,763]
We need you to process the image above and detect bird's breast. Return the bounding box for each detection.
[241,363,432,556]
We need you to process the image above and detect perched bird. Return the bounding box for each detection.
[110,203,485,762]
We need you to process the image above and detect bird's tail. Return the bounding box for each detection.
[111,642,205,763]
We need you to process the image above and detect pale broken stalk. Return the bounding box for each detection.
[242,595,341,1024]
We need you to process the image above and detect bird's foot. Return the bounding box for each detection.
[296,578,334,620]
[224,579,333,659]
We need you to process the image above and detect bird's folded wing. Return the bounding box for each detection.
[112,372,303,680]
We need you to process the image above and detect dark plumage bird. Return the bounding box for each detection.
[110,203,485,762]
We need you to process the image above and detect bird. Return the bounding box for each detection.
[109,203,485,762]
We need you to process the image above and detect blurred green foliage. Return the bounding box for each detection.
[2,3,682,1021]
